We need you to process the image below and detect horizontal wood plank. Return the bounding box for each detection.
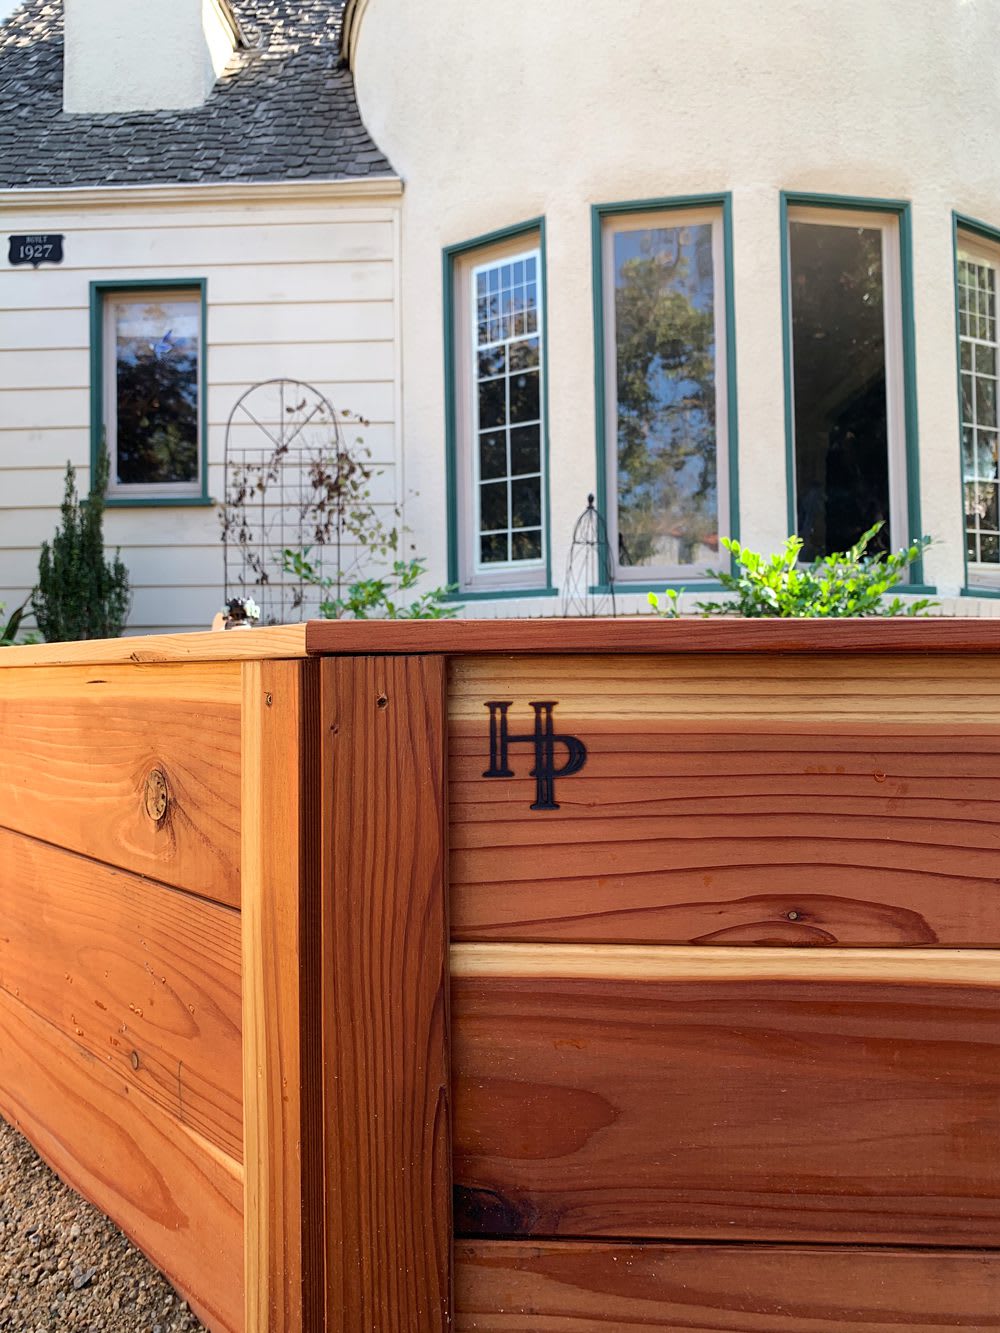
[307,617,1000,656]
[449,656,1000,945]
[0,985,243,1333]
[455,1240,1000,1331]
[451,957,1000,1246]
[0,663,241,904]
[0,623,307,667]
[0,827,242,1159]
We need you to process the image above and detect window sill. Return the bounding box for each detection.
[961,584,1000,599]
[445,586,558,602]
[590,580,730,595]
[105,495,215,509]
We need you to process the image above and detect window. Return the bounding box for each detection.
[92,282,206,504]
[597,201,734,583]
[957,231,1000,579]
[785,204,908,560]
[447,227,549,594]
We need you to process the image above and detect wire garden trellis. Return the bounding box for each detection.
[562,494,616,617]
[220,378,385,625]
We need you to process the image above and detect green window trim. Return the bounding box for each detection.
[953,211,1000,596]
[780,191,923,582]
[442,218,552,594]
[90,277,210,508]
[591,193,740,587]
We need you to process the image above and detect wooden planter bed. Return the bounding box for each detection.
[0,618,998,1331]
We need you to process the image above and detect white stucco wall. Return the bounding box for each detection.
[0,180,402,634]
[63,0,235,114]
[351,0,1000,615]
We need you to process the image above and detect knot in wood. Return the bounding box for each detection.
[144,768,169,824]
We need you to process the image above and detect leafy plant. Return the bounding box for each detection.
[283,546,459,620]
[648,523,934,618]
[0,598,29,646]
[32,448,131,641]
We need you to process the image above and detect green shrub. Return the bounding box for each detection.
[649,523,934,618]
[283,547,459,620]
[33,449,131,641]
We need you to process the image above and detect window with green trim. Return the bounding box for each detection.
[786,206,906,560]
[98,286,204,501]
[450,232,548,592]
[599,206,731,581]
[957,231,1000,578]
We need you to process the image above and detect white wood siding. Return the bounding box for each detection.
[0,189,401,635]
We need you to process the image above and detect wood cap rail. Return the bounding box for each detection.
[306,616,1000,655]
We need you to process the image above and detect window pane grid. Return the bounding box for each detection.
[960,254,1000,566]
[473,252,544,569]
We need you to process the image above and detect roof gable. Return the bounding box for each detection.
[0,0,394,189]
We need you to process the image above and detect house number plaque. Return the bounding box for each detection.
[8,234,64,267]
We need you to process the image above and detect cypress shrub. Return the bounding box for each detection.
[33,448,131,641]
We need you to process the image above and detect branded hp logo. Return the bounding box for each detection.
[483,701,587,811]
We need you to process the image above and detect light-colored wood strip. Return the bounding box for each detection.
[451,942,1000,983]
[0,661,240,703]
[0,662,240,905]
[0,623,307,668]
[449,654,1000,723]
[242,659,324,1333]
[0,985,243,1333]
[455,1240,1000,1332]
[0,827,242,1159]
[321,655,452,1332]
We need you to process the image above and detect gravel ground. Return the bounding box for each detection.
[0,1117,206,1332]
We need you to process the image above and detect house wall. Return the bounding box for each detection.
[0,180,402,634]
[351,0,1000,616]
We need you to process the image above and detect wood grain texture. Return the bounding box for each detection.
[0,662,240,905]
[455,1240,1000,1331]
[0,827,241,1158]
[450,656,1000,945]
[451,955,1000,1246]
[321,655,452,1332]
[307,616,1000,656]
[0,985,243,1333]
[242,659,324,1333]
[0,623,307,668]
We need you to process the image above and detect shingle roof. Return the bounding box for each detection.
[0,0,394,189]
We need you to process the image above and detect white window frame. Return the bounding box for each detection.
[602,205,731,583]
[956,229,1000,588]
[452,234,547,593]
[102,287,204,501]
[786,205,908,554]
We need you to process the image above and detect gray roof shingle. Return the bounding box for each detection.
[0,0,395,189]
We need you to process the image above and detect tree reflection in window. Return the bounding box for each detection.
[613,223,717,570]
[111,296,200,486]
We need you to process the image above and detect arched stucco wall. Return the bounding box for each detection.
[351,0,1000,610]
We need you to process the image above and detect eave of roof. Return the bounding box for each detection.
[0,0,395,190]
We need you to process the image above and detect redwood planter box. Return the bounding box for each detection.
[0,618,999,1331]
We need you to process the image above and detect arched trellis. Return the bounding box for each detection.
[562,494,616,617]
[220,378,378,625]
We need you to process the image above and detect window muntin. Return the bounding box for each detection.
[602,207,729,581]
[787,207,906,561]
[102,289,203,499]
[452,233,548,593]
[957,239,1000,574]
[472,252,544,569]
